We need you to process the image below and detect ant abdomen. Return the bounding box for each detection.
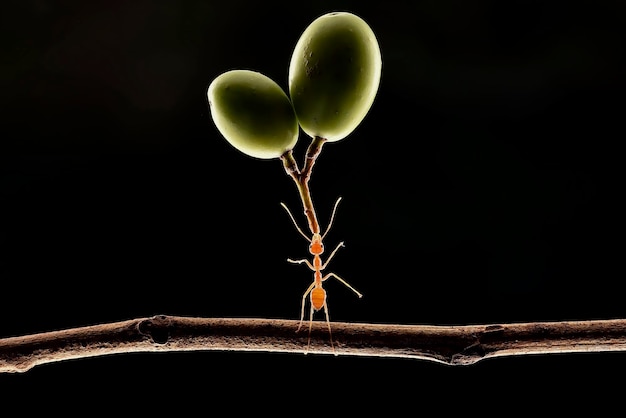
[311,287,326,311]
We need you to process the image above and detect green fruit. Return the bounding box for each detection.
[289,12,382,142]
[208,70,299,159]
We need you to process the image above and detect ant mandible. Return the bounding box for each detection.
[280,196,363,352]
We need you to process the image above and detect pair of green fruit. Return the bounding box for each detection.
[207,12,382,160]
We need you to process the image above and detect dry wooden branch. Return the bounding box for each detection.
[2,316,626,373]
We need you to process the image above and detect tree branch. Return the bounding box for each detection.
[2,316,626,373]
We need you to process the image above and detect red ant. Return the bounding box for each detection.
[280,197,363,352]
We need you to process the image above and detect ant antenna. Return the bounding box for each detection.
[280,202,311,242]
[322,196,342,240]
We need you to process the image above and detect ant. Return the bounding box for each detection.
[280,196,363,352]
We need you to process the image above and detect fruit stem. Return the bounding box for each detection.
[280,136,327,235]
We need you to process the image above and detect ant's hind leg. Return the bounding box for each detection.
[323,302,336,354]
[297,282,315,332]
[306,302,315,352]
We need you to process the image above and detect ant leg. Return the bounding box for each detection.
[323,272,363,298]
[306,299,315,353]
[287,258,315,271]
[297,282,315,332]
[323,302,336,355]
[320,241,345,269]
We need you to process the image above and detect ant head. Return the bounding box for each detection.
[309,233,324,255]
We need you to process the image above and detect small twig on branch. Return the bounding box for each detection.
[2,316,626,373]
[280,136,327,235]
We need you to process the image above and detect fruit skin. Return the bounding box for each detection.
[289,12,382,142]
[208,70,299,159]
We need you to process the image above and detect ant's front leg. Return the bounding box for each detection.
[287,257,315,271]
[320,242,345,269]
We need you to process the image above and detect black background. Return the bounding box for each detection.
[1,0,625,412]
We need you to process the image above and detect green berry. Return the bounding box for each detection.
[288,12,382,142]
[208,70,299,159]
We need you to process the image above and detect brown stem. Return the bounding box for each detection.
[301,136,326,182]
[279,136,327,235]
[2,316,626,373]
